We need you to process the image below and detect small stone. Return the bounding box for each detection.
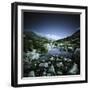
[57,71,63,75]
[44,62,48,68]
[56,62,63,68]
[48,65,55,74]
[28,71,35,77]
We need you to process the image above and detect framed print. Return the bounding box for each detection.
[11,2,88,87]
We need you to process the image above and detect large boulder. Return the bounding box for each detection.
[68,63,78,74]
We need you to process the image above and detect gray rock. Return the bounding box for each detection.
[28,71,35,77]
[68,63,78,74]
[56,62,63,68]
[57,71,63,75]
[48,65,55,74]
[44,62,48,68]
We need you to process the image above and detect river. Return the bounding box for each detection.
[48,47,73,58]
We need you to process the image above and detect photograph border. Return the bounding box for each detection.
[11,2,88,87]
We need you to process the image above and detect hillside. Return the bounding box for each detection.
[23,31,49,53]
[55,30,80,48]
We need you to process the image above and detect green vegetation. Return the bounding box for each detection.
[23,31,49,54]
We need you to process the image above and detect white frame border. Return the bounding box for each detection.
[17,5,86,84]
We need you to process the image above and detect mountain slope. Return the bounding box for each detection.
[55,30,80,48]
[23,31,49,53]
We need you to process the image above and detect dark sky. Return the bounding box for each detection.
[23,11,80,40]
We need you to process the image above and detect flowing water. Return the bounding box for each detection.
[48,47,72,58]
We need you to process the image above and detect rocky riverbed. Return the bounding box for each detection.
[23,48,80,77]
